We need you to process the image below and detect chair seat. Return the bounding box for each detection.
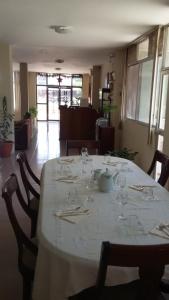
[69,280,166,300]
[30,196,39,211]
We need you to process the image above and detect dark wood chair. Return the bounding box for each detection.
[69,241,169,300]
[2,173,38,300]
[66,139,101,156]
[147,150,169,186]
[16,152,40,237]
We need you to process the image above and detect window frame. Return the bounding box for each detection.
[126,56,154,125]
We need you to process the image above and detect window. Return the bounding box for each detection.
[126,59,153,124]
[48,74,59,85]
[164,27,169,67]
[138,60,153,123]
[159,74,169,130]
[37,74,47,85]
[137,38,149,61]
[126,64,139,119]
[72,76,82,87]
[60,75,71,86]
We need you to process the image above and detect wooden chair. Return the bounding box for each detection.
[69,241,169,300]
[16,152,40,185]
[2,174,38,300]
[16,152,40,236]
[147,150,169,186]
[66,139,100,156]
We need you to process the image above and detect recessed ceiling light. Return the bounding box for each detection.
[49,25,72,34]
[55,67,61,71]
[55,59,64,63]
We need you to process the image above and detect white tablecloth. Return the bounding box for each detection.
[33,156,169,300]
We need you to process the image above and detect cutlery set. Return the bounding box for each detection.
[54,206,90,218]
[55,175,79,183]
[129,185,156,191]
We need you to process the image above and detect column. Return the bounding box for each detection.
[20,62,29,118]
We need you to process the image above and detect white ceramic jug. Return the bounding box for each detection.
[98,168,113,193]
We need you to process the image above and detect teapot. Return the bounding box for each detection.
[98,168,119,193]
[98,168,113,193]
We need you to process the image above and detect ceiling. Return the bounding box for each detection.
[0,0,169,74]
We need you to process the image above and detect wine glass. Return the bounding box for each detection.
[116,174,127,220]
[81,147,88,161]
[81,147,88,174]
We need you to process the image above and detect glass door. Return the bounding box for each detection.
[48,88,60,120]
[60,88,71,106]
[37,86,47,120]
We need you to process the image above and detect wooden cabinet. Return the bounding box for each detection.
[99,88,112,125]
[99,126,115,154]
[59,107,100,140]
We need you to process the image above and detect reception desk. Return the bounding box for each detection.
[59,107,100,140]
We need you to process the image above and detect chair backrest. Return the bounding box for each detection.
[96,241,169,299]
[16,152,40,206]
[66,139,100,156]
[17,152,40,185]
[147,150,169,186]
[2,174,38,269]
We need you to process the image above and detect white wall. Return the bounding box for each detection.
[122,119,155,171]
[0,43,14,141]
[0,43,13,113]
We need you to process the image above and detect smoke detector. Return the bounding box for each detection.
[55,59,64,63]
[49,25,72,34]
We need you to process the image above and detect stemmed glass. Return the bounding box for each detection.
[116,174,127,220]
[81,147,88,161]
[81,147,88,174]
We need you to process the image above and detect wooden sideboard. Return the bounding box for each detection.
[59,107,100,140]
[98,126,115,154]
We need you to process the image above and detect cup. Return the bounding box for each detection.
[104,154,111,163]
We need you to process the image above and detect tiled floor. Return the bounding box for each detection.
[0,121,62,300]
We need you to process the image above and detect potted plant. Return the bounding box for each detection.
[29,106,38,118]
[0,96,14,157]
[108,147,138,161]
[103,103,117,126]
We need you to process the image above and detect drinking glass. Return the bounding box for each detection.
[81,147,88,174]
[81,147,88,161]
[116,174,127,220]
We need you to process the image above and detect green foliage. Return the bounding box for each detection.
[103,103,117,113]
[29,106,38,118]
[0,96,14,141]
[24,111,31,119]
[108,147,138,161]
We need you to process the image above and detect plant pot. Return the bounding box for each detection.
[0,141,13,157]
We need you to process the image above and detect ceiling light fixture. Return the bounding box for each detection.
[55,67,61,71]
[55,59,64,63]
[49,25,72,34]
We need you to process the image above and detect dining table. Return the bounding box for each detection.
[33,155,169,300]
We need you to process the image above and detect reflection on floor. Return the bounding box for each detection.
[0,121,62,300]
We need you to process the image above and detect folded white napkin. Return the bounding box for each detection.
[150,223,169,240]
[128,185,144,191]
[55,175,79,183]
[103,161,128,166]
[58,158,74,164]
[54,207,90,223]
